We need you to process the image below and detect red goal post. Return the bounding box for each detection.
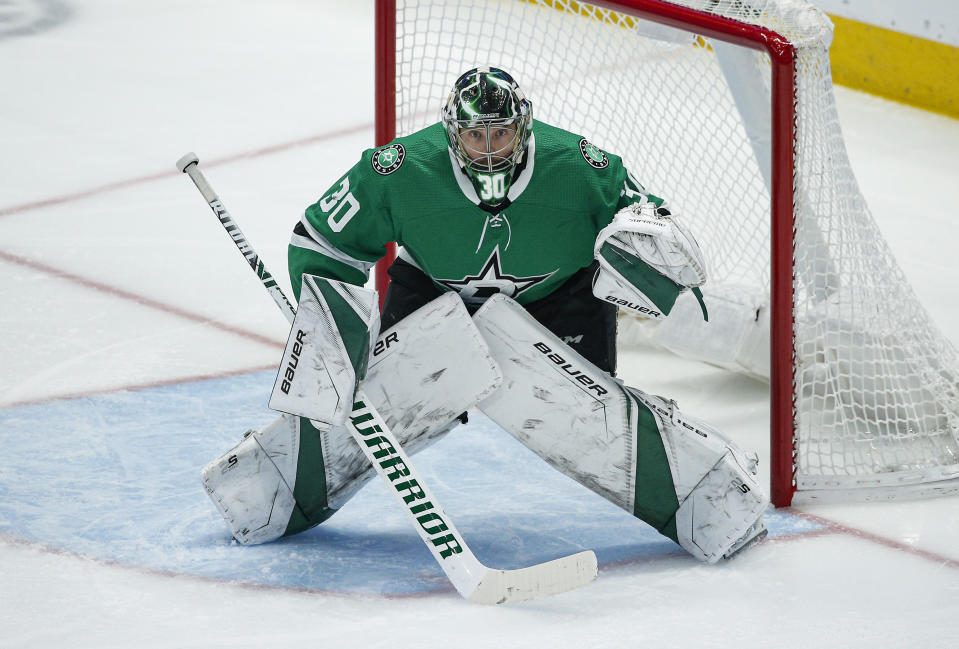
[373,0,959,507]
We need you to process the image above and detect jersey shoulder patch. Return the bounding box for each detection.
[371,143,406,175]
[578,138,609,169]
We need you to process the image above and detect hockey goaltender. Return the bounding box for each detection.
[200,68,769,591]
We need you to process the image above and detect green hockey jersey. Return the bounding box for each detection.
[289,120,662,306]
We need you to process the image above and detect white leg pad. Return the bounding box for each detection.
[473,294,768,562]
[202,415,299,545]
[473,295,637,511]
[202,293,502,544]
[674,450,768,563]
[634,390,768,563]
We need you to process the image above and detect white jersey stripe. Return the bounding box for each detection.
[290,228,375,276]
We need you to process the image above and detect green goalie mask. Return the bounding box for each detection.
[442,67,533,206]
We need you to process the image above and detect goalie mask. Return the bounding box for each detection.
[442,67,532,206]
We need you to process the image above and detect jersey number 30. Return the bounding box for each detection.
[478,173,507,202]
[319,178,360,232]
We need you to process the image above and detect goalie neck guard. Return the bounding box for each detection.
[442,67,532,207]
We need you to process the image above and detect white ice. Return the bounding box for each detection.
[1,2,958,647]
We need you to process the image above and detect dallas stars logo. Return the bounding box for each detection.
[579,138,609,169]
[435,248,556,306]
[371,144,406,175]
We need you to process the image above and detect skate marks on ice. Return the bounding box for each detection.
[0,0,70,39]
[0,370,812,598]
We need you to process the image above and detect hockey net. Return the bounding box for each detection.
[376,0,959,505]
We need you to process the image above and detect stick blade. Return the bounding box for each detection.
[467,550,597,605]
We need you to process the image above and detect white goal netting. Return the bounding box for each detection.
[388,0,959,501]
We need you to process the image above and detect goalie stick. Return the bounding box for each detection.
[175,152,597,604]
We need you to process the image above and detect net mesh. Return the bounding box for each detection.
[391,0,959,495]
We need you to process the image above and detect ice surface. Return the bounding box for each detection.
[1,2,957,647]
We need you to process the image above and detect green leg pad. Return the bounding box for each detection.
[283,417,337,536]
[632,401,680,543]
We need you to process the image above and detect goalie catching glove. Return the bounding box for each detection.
[593,200,708,320]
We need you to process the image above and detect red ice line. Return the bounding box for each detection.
[0,123,371,219]
[0,530,442,601]
[787,509,959,569]
[2,511,956,605]
[0,123,372,408]
[0,363,278,410]
[0,249,284,351]
[4,126,959,583]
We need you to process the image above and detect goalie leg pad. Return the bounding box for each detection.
[203,293,502,544]
[473,294,767,561]
[631,389,768,563]
[674,453,768,563]
[201,414,301,545]
[474,295,638,512]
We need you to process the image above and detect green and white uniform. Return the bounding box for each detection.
[227,119,768,559]
[289,120,662,305]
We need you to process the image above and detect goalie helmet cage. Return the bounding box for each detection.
[372,0,959,507]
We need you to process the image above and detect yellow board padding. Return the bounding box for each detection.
[517,0,710,45]
[519,0,636,29]
[519,1,957,118]
[828,14,959,118]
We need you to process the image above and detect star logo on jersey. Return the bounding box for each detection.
[435,248,556,306]
[371,143,406,175]
[579,138,609,169]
